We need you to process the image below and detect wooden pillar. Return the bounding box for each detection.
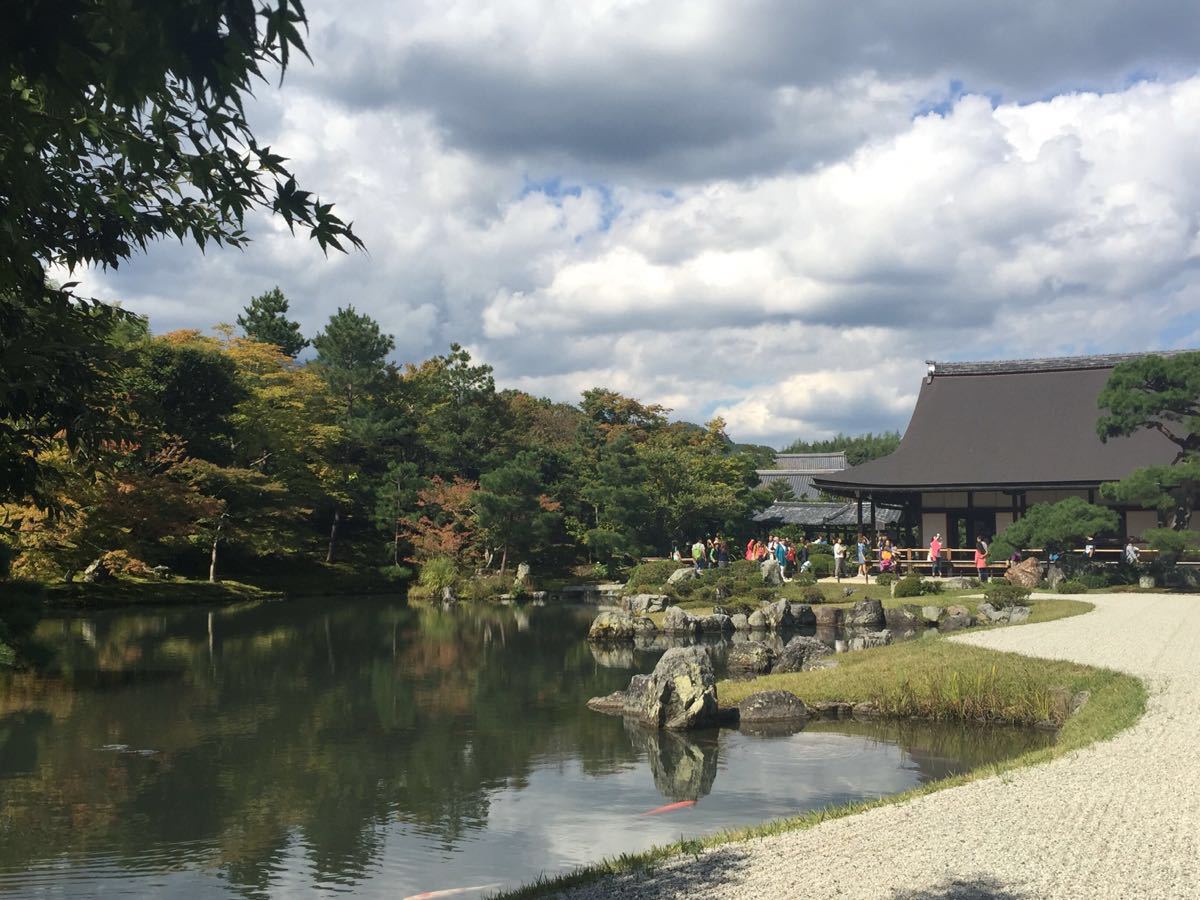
[1011,491,1019,523]
[856,493,863,533]
[966,490,976,546]
[869,497,876,536]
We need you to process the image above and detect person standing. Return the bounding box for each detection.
[745,537,756,561]
[929,532,942,577]
[692,538,705,571]
[717,540,729,569]
[975,537,989,583]
[856,534,870,582]
[799,539,812,573]
[833,537,847,581]
[1125,539,1140,565]
[1084,536,1095,560]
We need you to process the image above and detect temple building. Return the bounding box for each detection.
[812,352,1181,550]
[753,451,903,532]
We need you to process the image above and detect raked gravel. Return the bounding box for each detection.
[554,593,1200,900]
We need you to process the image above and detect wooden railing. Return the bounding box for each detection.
[889,547,1157,575]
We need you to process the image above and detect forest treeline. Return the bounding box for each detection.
[2,289,805,584]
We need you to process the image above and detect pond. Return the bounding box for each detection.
[0,599,1053,898]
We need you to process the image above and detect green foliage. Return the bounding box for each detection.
[751,586,775,603]
[989,498,1119,561]
[801,586,826,604]
[792,572,817,587]
[983,581,1033,608]
[1057,580,1088,594]
[892,574,926,598]
[237,287,308,357]
[418,557,458,594]
[312,306,395,418]
[874,572,896,586]
[1080,572,1109,590]
[922,579,943,595]
[1097,352,1200,453]
[476,452,561,570]
[1140,527,1200,563]
[808,554,833,577]
[782,431,902,467]
[623,560,683,593]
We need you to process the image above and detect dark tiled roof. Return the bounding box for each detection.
[756,472,820,500]
[754,501,903,527]
[927,350,1194,377]
[816,356,1183,493]
[768,452,847,471]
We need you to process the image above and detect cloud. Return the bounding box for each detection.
[69,3,1200,448]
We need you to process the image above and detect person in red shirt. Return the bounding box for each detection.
[929,532,943,577]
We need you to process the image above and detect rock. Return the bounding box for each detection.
[1007,605,1031,624]
[586,690,629,713]
[82,558,113,583]
[1139,575,1157,589]
[772,635,834,673]
[529,590,548,602]
[1046,563,1066,589]
[662,605,700,635]
[809,700,854,719]
[976,601,1008,624]
[947,604,970,618]
[714,581,733,601]
[698,613,733,633]
[667,566,699,586]
[727,641,776,674]
[711,605,731,616]
[737,690,808,724]
[587,610,656,642]
[514,562,531,585]
[786,603,816,627]
[848,629,893,651]
[624,646,720,730]
[441,585,458,604]
[627,593,670,615]
[813,606,843,627]
[730,613,750,631]
[846,599,885,629]
[150,565,172,580]
[625,720,718,800]
[842,587,856,598]
[921,605,943,626]
[1005,556,1043,588]
[885,605,921,628]
[1070,690,1091,715]
[760,558,784,586]
[939,611,973,633]
[747,609,768,630]
[852,701,882,718]
[941,576,975,590]
[764,599,794,630]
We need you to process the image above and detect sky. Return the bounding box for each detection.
[74,0,1200,448]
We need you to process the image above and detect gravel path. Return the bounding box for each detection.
[555,593,1200,900]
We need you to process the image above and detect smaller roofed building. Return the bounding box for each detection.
[812,351,1185,549]
[754,451,905,532]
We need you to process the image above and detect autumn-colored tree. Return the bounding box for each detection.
[398,476,479,564]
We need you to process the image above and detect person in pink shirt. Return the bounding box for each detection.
[929,532,943,577]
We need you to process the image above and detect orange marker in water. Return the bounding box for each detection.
[639,799,697,816]
[403,883,502,900]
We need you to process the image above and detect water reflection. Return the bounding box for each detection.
[0,599,1052,898]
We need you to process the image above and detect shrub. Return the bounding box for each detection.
[791,572,816,587]
[809,555,833,577]
[1079,572,1108,590]
[418,557,459,595]
[729,559,759,578]
[673,578,698,597]
[98,550,155,578]
[462,573,512,602]
[752,586,775,603]
[921,579,943,595]
[624,560,684,593]
[590,562,611,580]
[984,581,1033,607]
[874,572,896,586]
[808,543,834,557]
[893,574,925,598]
[802,586,826,604]
[1057,580,1088,594]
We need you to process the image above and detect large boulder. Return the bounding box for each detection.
[760,558,784,586]
[730,613,750,631]
[81,558,113,583]
[738,690,808,724]
[885,605,921,629]
[627,593,670,615]
[667,566,700,586]
[747,609,768,630]
[939,606,973,633]
[624,647,720,730]
[1045,564,1067,589]
[764,599,794,630]
[698,613,734,633]
[846,598,885,629]
[848,629,893,651]
[772,635,833,674]
[786,603,817,627]
[1005,556,1043,588]
[514,562,531,585]
[588,610,656,642]
[813,606,844,627]
[662,605,700,635]
[727,640,776,674]
[1008,605,1031,624]
[921,605,943,626]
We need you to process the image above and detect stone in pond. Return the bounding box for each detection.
[764,599,794,630]
[747,609,768,630]
[737,690,808,723]
[730,613,750,631]
[662,605,700,635]
[846,598,885,628]
[771,635,833,674]
[727,641,775,674]
[625,647,719,730]
[786,603,816,627]
[587,610,655,642]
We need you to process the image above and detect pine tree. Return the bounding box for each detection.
[237,287,308,357]
[311,306,395,419]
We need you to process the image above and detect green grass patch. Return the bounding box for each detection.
[498,603,1144,900]
[6,577,281,609]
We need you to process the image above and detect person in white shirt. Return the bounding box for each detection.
[1124,539,1140,565]
[833,539,846,581]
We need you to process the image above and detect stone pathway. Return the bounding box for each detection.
[554,593,1200,899]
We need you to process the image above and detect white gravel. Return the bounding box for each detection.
[554,593,1200,899]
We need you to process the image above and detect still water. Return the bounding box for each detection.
[0,599,1052,898]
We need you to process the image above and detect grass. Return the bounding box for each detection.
[498,601,1146,899]
[5,577,282,609]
